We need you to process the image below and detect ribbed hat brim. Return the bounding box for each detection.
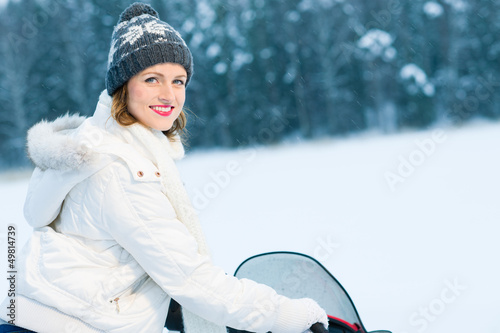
[106,42,193,96]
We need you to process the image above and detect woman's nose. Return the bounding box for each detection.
[159,85,174,103]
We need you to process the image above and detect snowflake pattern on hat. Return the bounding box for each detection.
[108,16,180,67]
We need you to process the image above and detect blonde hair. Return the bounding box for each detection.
[111,83,187,141]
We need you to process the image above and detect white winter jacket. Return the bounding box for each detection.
[0,91,314,333]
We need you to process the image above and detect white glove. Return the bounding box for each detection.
[271,296,328,333]
[300,298,328,333]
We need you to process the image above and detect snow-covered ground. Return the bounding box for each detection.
[1,121,499,332]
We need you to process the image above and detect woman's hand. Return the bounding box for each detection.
[300,298,328,333]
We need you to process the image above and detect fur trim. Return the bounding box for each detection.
[27,113,89,171]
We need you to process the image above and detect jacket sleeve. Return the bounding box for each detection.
[100,161,309,333]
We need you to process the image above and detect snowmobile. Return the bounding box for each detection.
[167,251,392,333]
[0,252,391,333]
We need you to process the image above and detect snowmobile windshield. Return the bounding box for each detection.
[234,252,363,329]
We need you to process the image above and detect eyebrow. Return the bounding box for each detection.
[142,71,187,78]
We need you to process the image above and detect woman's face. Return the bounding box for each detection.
[127,63,187,131]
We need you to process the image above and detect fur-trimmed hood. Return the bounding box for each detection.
[23,91,123,228]
[23,102,116,229]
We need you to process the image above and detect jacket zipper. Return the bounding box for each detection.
[108,273,148,314]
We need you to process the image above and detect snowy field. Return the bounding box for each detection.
[1,121,499,333]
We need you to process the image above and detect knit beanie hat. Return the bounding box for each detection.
[105,2,193,96]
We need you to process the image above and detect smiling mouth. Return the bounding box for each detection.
[150,105,174,116]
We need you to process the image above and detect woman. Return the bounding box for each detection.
[0,3,327,333]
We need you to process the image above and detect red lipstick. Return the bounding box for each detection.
[150,105,174,117]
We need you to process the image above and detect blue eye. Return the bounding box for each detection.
[145,77,158,83]
[174,79,185,86]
